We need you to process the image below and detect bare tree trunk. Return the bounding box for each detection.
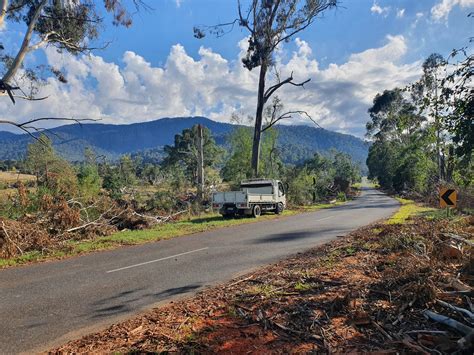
[434,74,444,182]
[251,61,268,177]
[446,145,454,183]
[0,0,7,30]
[1,0,46,84]
[197,124,204,201]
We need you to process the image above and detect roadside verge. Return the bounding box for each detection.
[53,201,473,353]
[0,201,347,268]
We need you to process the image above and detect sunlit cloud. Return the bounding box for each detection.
[0,36,422,137]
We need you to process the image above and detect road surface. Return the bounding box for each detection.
[0,187,398,353]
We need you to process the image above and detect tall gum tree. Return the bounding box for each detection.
[195,0,338,177]
[0,0,147,133]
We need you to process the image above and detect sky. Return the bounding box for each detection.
[0,0,473,137]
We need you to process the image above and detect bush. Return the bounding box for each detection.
[336,192,347,202]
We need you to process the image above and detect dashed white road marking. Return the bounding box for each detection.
[315,216,335,222]
[106,247,209,273]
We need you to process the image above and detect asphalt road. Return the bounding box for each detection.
[0,187,399,353]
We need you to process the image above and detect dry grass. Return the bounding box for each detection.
[0,171,35,184]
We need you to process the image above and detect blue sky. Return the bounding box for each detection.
[98,0,472,68]
[1,0,473,137]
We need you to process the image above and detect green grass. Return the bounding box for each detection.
[294,281,312,292]
[69,211,298,252]
[386,198,435,225]
[1,202,341,268]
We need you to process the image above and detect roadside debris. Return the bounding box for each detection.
[0,193,187,259]
[53,213,473,353]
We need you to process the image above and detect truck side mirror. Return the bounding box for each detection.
[285,182,289,193]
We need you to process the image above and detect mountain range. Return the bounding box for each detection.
[0,117,369,170]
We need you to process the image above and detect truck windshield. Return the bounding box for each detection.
[240,183,273,194]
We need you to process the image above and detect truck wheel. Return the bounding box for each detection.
[252,205,261,218]
[275,202,284,214]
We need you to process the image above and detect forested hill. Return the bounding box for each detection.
[0,116,369,167]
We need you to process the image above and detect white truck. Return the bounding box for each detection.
[212,179,287,218]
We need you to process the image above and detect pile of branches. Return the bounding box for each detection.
[53,214,473,353]
[0,192,187,259]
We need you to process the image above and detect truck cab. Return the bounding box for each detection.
[212,179,287,218]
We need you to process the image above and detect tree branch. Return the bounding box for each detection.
[2,0,48,84]
[0,117,99,141]
[0,0,7,29]
[0,91,49,102]
[262,110,319,132]
[263,71,311,102]
[273,1,338,50]
[0,80,20,104]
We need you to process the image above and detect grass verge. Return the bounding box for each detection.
[0,202,342,268]
[385,197,435,224]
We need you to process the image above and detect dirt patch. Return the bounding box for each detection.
[53,214,474,353]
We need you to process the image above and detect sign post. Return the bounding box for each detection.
[439,187,457,216]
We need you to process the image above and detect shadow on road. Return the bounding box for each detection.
[251,227,348,244]
[151,284,202,299]
[89,284,203,319]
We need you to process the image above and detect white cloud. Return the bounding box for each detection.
[0,36,422,137]
[370,1,390,17]
[411,12,425,29]
[174,0,182,8]
[396,8,405,18]
[431,0,474,22]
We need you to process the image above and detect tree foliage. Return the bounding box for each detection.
[162,124,223,186]
[367,42,472,194]
[0,0,144,102]
[25,134,78,196]
[286,151,360,205]
[222,125,283,186]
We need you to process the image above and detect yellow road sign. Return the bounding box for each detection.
[440,187,457,208]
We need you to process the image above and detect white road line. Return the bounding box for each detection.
[106,247,209,273]
[316,216,334,222]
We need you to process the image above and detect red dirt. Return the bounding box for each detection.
[53,215,474,354]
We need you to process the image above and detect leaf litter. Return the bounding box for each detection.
[53,214,473,354]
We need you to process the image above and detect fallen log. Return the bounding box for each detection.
[132,209,188,224]
[423,310,473,335]
[436,299,474,323]
[443,233,474,247]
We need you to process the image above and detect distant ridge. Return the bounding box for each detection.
[0,116,369,170]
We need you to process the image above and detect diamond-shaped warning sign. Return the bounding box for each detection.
[440,187,457,208]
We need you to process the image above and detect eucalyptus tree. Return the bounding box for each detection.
[366,88,424,144]
[162,125,222,192]
[0,0,147,132]
[440,25,473,168]
[419,53,446,180]
[195,0,338,177]
[365,88,433,193]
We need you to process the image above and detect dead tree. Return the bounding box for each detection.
[195,0,338,177]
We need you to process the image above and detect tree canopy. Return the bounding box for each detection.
[0,0,145,102]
